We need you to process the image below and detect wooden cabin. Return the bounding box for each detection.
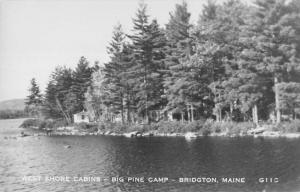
[73,111,90,123]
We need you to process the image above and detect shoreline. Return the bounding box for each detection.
[14,118,300,139]
[14,127,300,139]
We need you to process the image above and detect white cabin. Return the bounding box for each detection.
[73,111,90,123]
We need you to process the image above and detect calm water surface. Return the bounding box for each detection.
[1,119,300,192]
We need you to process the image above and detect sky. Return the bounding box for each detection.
[0,0,232,101]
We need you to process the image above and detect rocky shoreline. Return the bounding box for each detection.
[10,126,300,140]
[51,125,300,139]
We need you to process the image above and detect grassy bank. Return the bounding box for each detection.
[19,118,300,137]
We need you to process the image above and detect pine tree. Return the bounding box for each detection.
[243,0,300,123]
[278,82,300,119]
[85,63,106,121]
[43,66,73,123]
[128,2,166,123]
[191,0,234,121]
[164,1,193,121]
[25,78,43,117]
[102,24,127,123]
[69,56,94,114]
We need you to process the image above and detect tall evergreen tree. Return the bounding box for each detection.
[192,0,236,121]
[164,1,193,121]
[43,66,73,123]
[243,0,300,123]
[68,56,94,114]
[25,78,43,117]
[102,24,128,123]
[85,64,106,121]
[128,2,166,123]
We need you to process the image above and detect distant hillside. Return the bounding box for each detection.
[0,99,26,111]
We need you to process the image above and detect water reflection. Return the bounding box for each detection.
[1,119,300,192]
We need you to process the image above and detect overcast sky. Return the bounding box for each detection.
[0,0,232,101]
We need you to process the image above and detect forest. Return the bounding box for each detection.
[25,0,300,129]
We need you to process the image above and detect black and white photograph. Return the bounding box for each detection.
[0,0,300,191]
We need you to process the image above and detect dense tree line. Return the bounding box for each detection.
[25,0,300,125]
[86,0,300,125]
[26,57,96,123]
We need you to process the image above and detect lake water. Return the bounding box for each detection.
[1,119,300,192]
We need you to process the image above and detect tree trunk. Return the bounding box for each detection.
[274,76,281,124]
[127,103,130,123]
[216,109,220,122]
[191,104,194,122]
[181,112,184,122]
[120,96,124,124]
[145,94,149,124]
[230,103,233,121]
[121,107,124,124]
[252,104,258,125]
[126,90,131,123]
[55,97,71,125]
[187,104,190,122]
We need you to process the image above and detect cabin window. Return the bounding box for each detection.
[81,115,85,120]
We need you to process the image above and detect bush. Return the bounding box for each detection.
[97,121,130,133]
[19,119,40,128]
[53,119,68,128]
[183,120,205,132]
[202,120,255,136]
[74,122,88,129]
[157,121,184,133]
[110,123,127,133]
[234,122,255,135]
[97,121,107,131]
[74,122,98,132]
[199,126,211,136]
[20,118,71,130]
[93,119,257,135]
[275,120,300,133]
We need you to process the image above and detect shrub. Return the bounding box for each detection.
[53,119,68,128]
[74,122,88,129]
[275,120,300,133]
[157,121,184,133]
[126,123,143,132]
[97,121,107,131]
[234,122,255,135]
[110,123,127,133]
[20,118,71,130]
[208,122,224,133]
[183,120,205,132]
[19,119,40,128]
[199,126,211,136]
[19,119,47,129]
[38,120,47,129]
[74,122,98,132]
[44,119,55,129]
[202,120,255,136]
[96,121,131,133]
